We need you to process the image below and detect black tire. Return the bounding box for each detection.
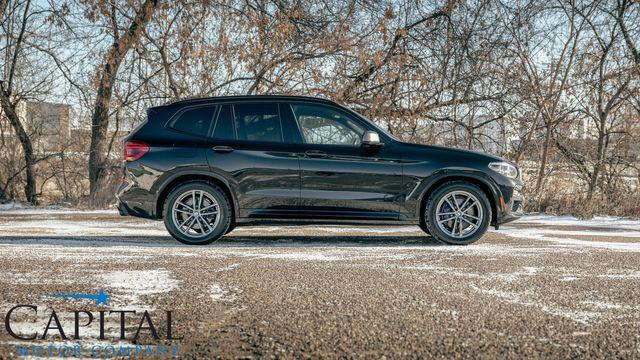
[225,224,236,234]
[163,181,231,245]
[418,221,431,236]
[423,181,491,245]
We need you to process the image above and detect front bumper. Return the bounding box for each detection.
[497,184,524,225]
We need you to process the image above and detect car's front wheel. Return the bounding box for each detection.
[163,181,231,245]
[423,181,491,245]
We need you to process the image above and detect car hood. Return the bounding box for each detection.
[397,141,508,164]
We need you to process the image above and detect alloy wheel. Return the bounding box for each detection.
[434,190,484,239]
[171,190,220,238]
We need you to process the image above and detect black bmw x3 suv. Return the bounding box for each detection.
[116,95,523,245]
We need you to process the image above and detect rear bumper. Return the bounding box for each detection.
[116,200,131,216]
[115,179,157,219]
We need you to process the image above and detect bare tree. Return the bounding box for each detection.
[1,0,37,203]
[612,0,639,68]
[87,0,160,206]
[504,1,586,194]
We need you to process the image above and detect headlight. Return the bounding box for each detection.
[489,162,518,179]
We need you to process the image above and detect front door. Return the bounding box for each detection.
[288,102,403,219]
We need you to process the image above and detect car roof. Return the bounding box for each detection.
[166,95,341,107]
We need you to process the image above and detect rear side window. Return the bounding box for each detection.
[234,103,282,143]
[213,104,235,140]
[171,106,216,136]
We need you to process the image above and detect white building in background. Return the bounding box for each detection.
[0,101,72,153]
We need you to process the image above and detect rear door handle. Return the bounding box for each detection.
[212,146,234,153]
[304,150,327,158]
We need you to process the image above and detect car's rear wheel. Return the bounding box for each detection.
[163,181,231,245]
[423,181,491,245]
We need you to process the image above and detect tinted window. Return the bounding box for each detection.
[292,104,364,145]
[234,103,282,143]
[171,106,215,136]
[213,104,235,140]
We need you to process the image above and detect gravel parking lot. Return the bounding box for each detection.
[0,209,639,358]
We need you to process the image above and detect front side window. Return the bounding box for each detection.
[234,103,282,143]
[292,104,364,146]
[171,106,216,136]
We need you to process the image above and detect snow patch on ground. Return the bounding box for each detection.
[469,283,600,324]
[560,276,578,282]
[598,271,640,279]
[582,300,623,310]
[498,227,640,251]
[364,262,548,284]
[210,283,239,302]
[0,219,167,237]
[0,202,25,211]
[515,214,640,231]
[513,228,640,238]
[210,283,229,301]
[215,263,240,272]
[250,252,343,261]
[101,269,181,308]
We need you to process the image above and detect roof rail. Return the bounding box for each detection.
[165,94,338,106]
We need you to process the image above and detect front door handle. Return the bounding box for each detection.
[305,150,327,158]
[212,146,234,153]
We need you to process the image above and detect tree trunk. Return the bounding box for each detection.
[0,88,37,204]
[88,67,116,206]
[513,108,542,163]
[534,122,552,193]
[88,0,160,207]
[587,119,607,202]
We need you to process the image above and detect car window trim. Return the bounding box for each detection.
[287,103,306,144]
[208,105,221,138]
[209,104,237,141]
[230,102,239,140]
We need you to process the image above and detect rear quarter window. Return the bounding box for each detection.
[170,106,216,136]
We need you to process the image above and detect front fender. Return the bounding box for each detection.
[403,167,502,222]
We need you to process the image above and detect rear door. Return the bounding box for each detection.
[205,102,301,217]
[289,102,403,219]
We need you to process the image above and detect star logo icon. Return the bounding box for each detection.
[45,288,111,307]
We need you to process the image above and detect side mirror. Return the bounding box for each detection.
[361,131,382,147]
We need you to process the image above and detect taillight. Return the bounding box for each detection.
[123,141,149,162]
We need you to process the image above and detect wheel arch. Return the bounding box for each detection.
[154,171,238,223]
[418,173,500,226]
